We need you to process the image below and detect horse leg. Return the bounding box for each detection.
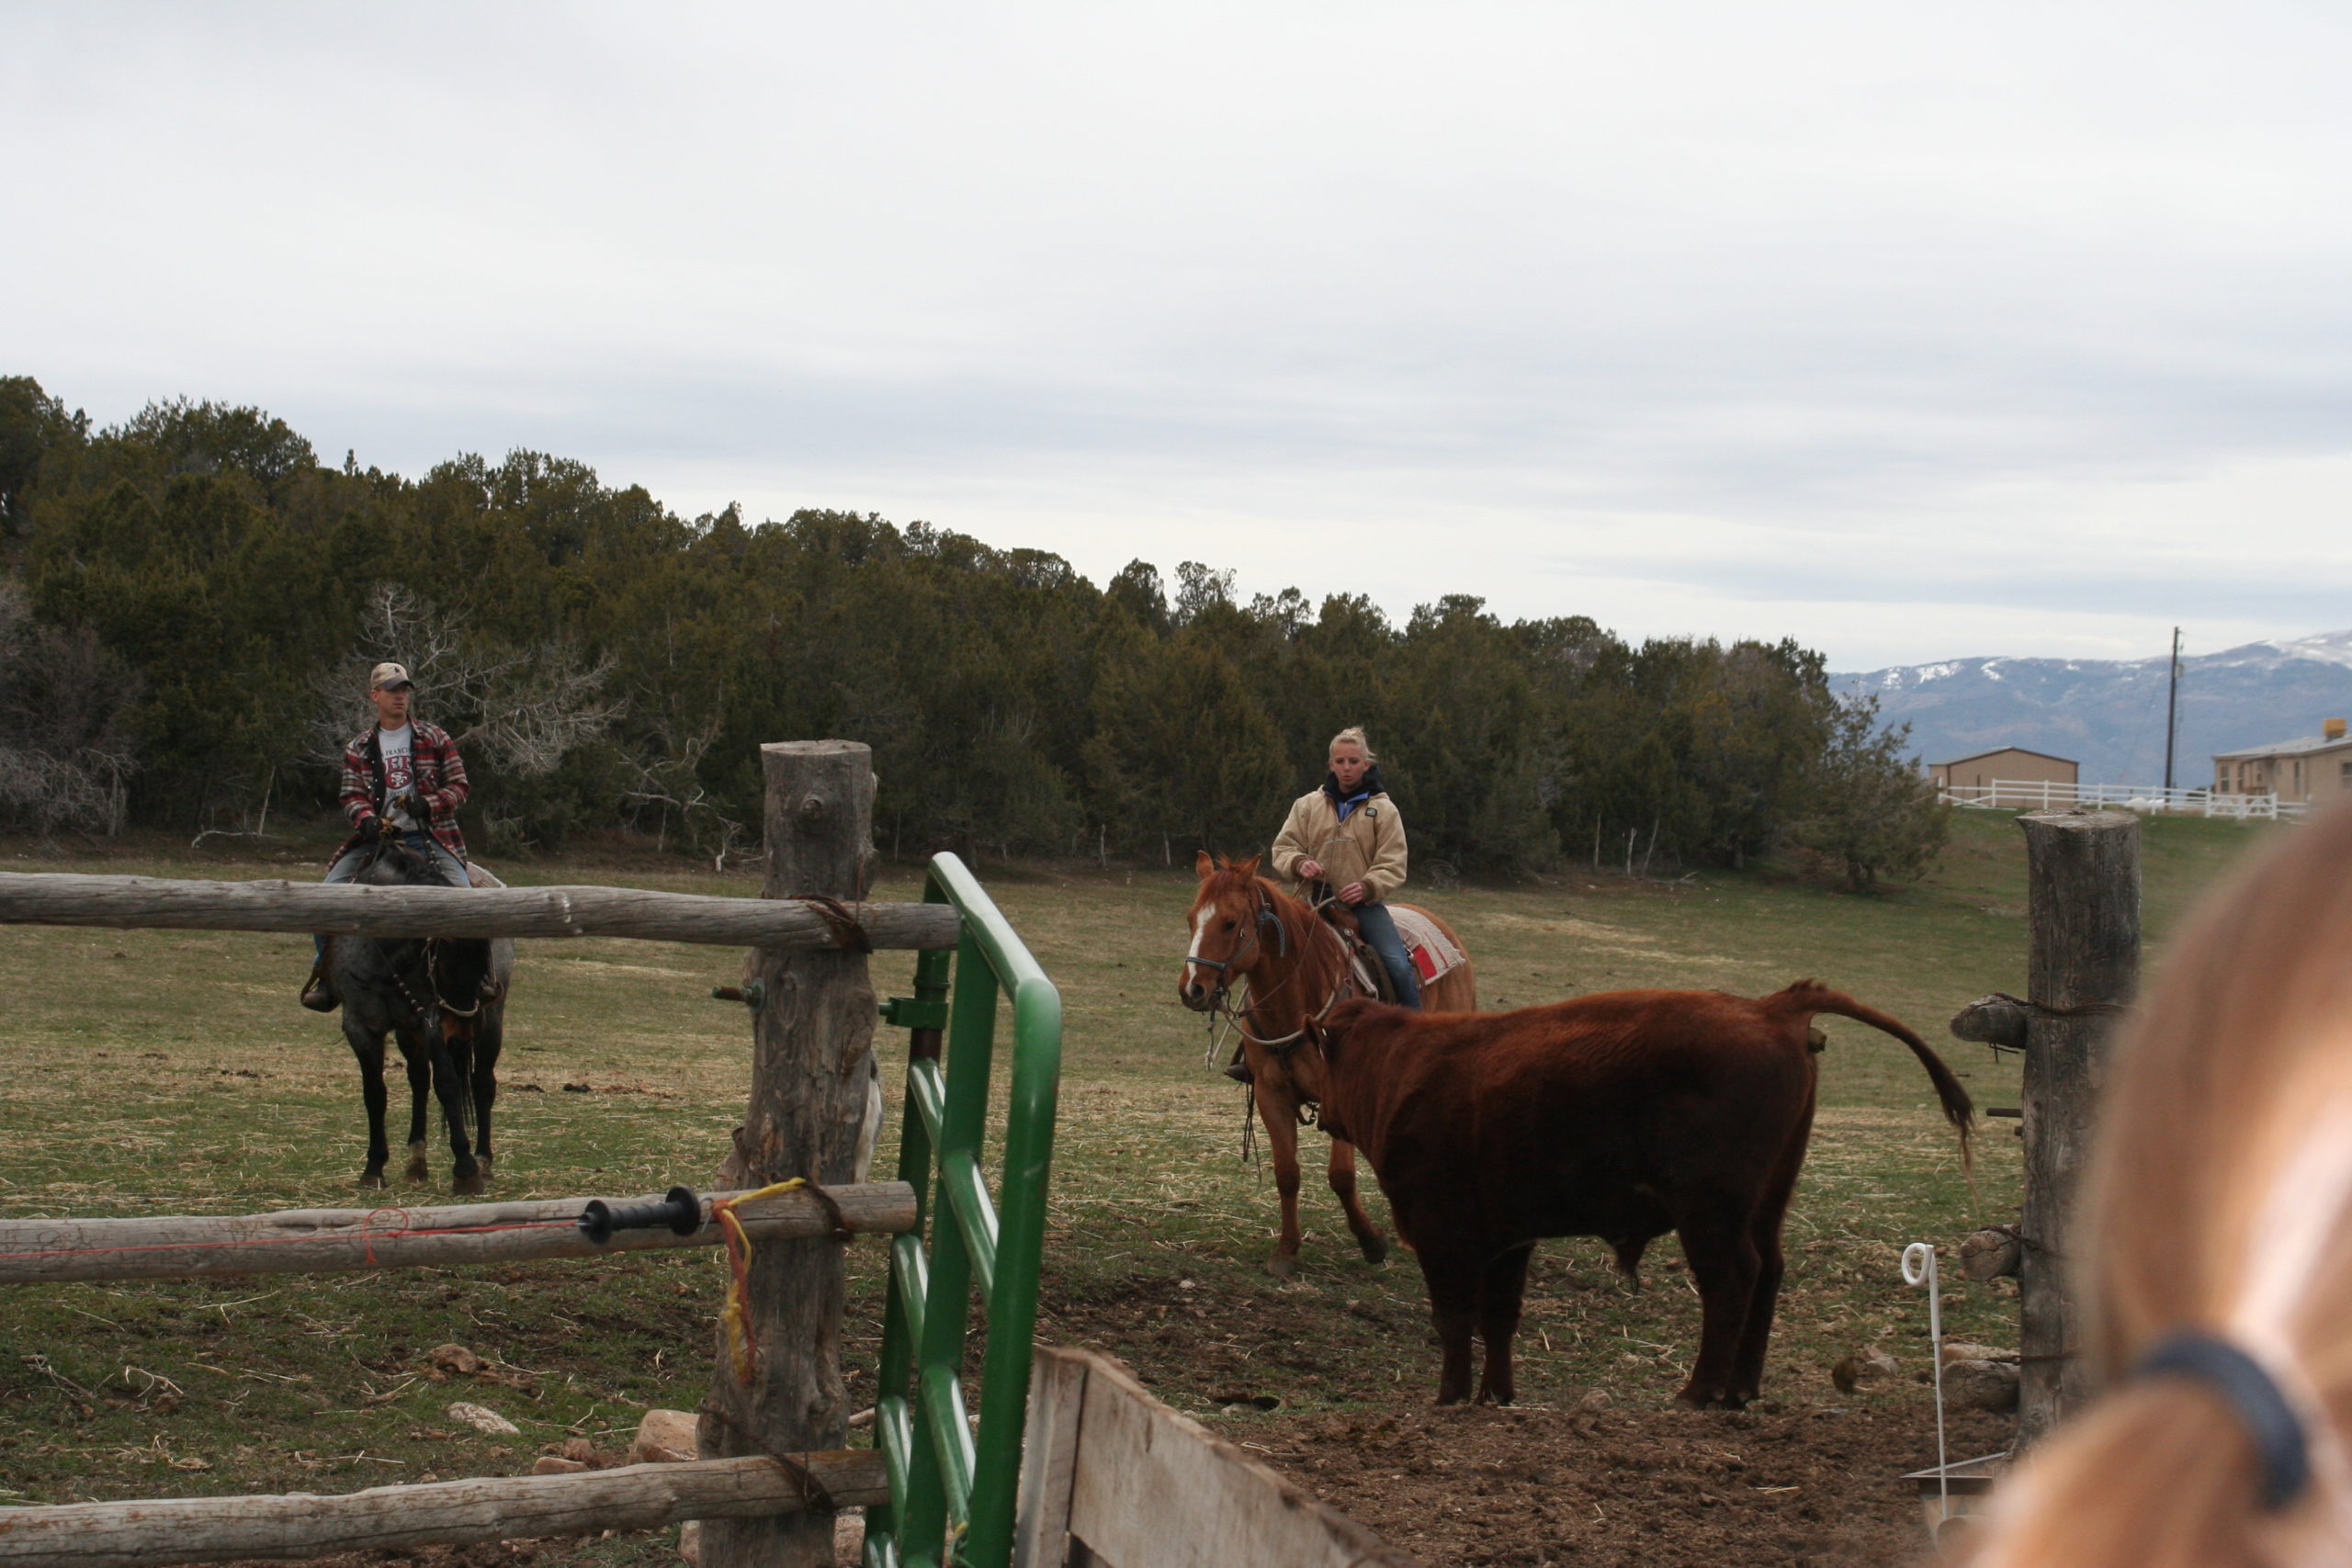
[434,1023,484,1195]
[1257,1079,1306,1279]
[1476,1243,1536,1406]
[400,1043,431,1183]
[345,1028,391,1188]
[469,1007,502,1178]
[1326,1135,1388,1264]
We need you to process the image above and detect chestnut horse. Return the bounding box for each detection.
[1177,852,1476,1276]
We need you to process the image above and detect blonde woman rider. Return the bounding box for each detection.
[1271,727,1418,1009]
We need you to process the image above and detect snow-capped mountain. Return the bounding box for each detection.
[1832,630,2352,785]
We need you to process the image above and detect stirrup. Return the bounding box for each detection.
[1223,1062,1253,1085]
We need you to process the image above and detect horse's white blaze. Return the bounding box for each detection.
[1186,906,1210,962]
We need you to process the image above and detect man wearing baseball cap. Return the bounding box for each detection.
[300,661,475,1011]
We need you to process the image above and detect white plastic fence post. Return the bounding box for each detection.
[1903,1243,1950,1526]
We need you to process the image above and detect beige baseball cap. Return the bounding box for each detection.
[369,661,413,691]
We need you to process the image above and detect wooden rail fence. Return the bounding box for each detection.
[0,739,1422,1568]
[0,741,912,1568]
[0,1452,892,1567]
[0,870,961,948]
[0,1182,916,1285]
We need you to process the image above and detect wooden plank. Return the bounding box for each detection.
[704,741,879,1568]
[1012,1347,1091,1568]
[2016,807,2140,1441]
[0,872,958,949]
[1057,1350,1423,1568]
[0,1182,916,1284]
[0,1451,887,1567]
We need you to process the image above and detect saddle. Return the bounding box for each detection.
[1304,886,1402,1006]
[1305,883,1465,1003]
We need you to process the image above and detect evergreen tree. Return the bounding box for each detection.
[1,375,1934,885]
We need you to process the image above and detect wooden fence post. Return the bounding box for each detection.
[702,741,880,1568]
[2016,807,2140,1443]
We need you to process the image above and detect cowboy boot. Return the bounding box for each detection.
[1223,1041,1252,1084]
[300,941,340,1012]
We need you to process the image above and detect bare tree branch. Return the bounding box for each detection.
[616,707,752,870]
[306,584,621,782]
[0,581,141,835]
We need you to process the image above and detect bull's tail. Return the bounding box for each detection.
[1770,980,1974,1172]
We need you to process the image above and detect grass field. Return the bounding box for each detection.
[0,808,2278,1561]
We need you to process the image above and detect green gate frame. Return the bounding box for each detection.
[864,853,1062,1568]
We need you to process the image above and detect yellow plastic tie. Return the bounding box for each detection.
[712,1178,807,1384]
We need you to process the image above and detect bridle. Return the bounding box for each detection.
[1188,879,1359,1064]
[356,837,500,1025]
[1182,882,1289,1008]
[429,941,498,1020]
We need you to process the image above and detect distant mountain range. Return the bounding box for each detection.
[1831,630,2352,786]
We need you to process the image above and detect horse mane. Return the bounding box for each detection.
[1252,873,1319,958]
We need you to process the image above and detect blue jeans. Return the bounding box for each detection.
[316,831,469,958]
[1353,901,1421,1009]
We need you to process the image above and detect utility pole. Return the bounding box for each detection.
[2162,626,2183,793]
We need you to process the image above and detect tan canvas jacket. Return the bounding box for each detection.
[1270,787,1408,903]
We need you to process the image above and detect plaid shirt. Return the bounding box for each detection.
[336,719,470,863]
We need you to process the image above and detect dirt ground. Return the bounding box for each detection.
[1046,1268,2012,1568]
[1238,1400,2009,1568]
[193,1394,1999,1568]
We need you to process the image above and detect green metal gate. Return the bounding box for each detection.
[864,853,1063,1568]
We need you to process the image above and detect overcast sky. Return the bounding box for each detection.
[9,4,2350,669]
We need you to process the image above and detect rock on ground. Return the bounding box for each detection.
[633,1407,701,1464]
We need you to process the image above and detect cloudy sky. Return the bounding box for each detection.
[10,4,2350,669]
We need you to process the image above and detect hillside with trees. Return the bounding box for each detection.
[0,376,1941,886]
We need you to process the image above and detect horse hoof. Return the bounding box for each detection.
[358,1170,386,1190]
[453,1171,488,1196]
[476,1155,494,1174]
[1356,1232,1389,1265]
[1265,1254,1296,1280]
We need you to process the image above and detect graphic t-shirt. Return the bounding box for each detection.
[380,724,416,826]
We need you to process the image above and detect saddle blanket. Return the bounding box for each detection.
[1391,905,1466,986]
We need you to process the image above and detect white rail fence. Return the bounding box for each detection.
[1937,779,2303,819]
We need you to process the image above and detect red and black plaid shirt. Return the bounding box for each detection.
[335,719,470,863]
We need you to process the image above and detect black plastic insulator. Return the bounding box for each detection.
[578,1185,703,1244]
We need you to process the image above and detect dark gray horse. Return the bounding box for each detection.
[333,838,513,1193]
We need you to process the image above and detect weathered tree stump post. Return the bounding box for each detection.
[2015,807,2140,1443]
[702,741,880,1568]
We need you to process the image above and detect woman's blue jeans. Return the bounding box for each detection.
[1352,900,1421,1008]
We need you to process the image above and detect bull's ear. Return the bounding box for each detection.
[1194,849,1217,879]
[1234,855,1261,877]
